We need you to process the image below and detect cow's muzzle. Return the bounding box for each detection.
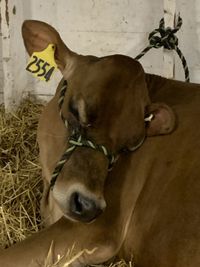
[53,183,106,223]
[69,192,104,222]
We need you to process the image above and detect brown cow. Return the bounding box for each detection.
[0,20,200,267]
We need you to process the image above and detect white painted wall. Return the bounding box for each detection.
[0,31,3,104]
[1,0,200,108]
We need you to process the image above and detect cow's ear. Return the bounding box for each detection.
[145,103,176,136]
[22,20,76,72]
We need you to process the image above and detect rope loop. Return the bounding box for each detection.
[68,133,116,169]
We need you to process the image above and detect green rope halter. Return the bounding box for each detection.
[134,15,190,82]
[50,81,116,189]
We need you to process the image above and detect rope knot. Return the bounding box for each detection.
[134,15,189,82]
[69,134,83,147]
[68,132,116,171]
[148,16,182,50]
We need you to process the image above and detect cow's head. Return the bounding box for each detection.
[22,21,176,223]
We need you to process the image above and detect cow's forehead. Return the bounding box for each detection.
[70,54,143,98]
[89,55,142,78]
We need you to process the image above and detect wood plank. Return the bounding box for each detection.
[1,0,30,111]
[163,0,176,79]
[1,0,14,111]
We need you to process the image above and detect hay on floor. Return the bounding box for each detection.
[0,99,43,248]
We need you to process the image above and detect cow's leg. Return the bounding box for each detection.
[0,216,120,267]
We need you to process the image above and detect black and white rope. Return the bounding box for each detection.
[134,15,190,82]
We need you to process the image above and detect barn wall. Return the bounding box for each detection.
[0,0,200,107]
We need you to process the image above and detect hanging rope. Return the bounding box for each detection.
[134,15,190,82]
[50,131,116,189]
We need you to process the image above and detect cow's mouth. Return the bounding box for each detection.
[53,183,106,223]
[67,191,104,223]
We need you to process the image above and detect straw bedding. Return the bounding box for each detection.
[0,99,43,248]
[0,99,133,267]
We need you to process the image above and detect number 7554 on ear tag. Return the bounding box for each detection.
[26,44,57,82]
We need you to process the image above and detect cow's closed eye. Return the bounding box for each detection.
[68,98,93,128]
[69,100,79,121]
[67,100,81,130]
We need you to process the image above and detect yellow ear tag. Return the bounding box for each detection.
[26,44,57,82]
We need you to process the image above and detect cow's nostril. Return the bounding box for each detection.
[69,192,102,222]
[73,192,83,213]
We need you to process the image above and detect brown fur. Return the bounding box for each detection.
[0,21,200,267]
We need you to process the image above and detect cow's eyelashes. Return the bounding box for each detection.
[68,99,95,128]
[69,101,79,121]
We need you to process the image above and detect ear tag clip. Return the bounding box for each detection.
[26,44,57,82]
[144,113,154,122]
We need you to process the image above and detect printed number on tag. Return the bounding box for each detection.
[26,44,57,82]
